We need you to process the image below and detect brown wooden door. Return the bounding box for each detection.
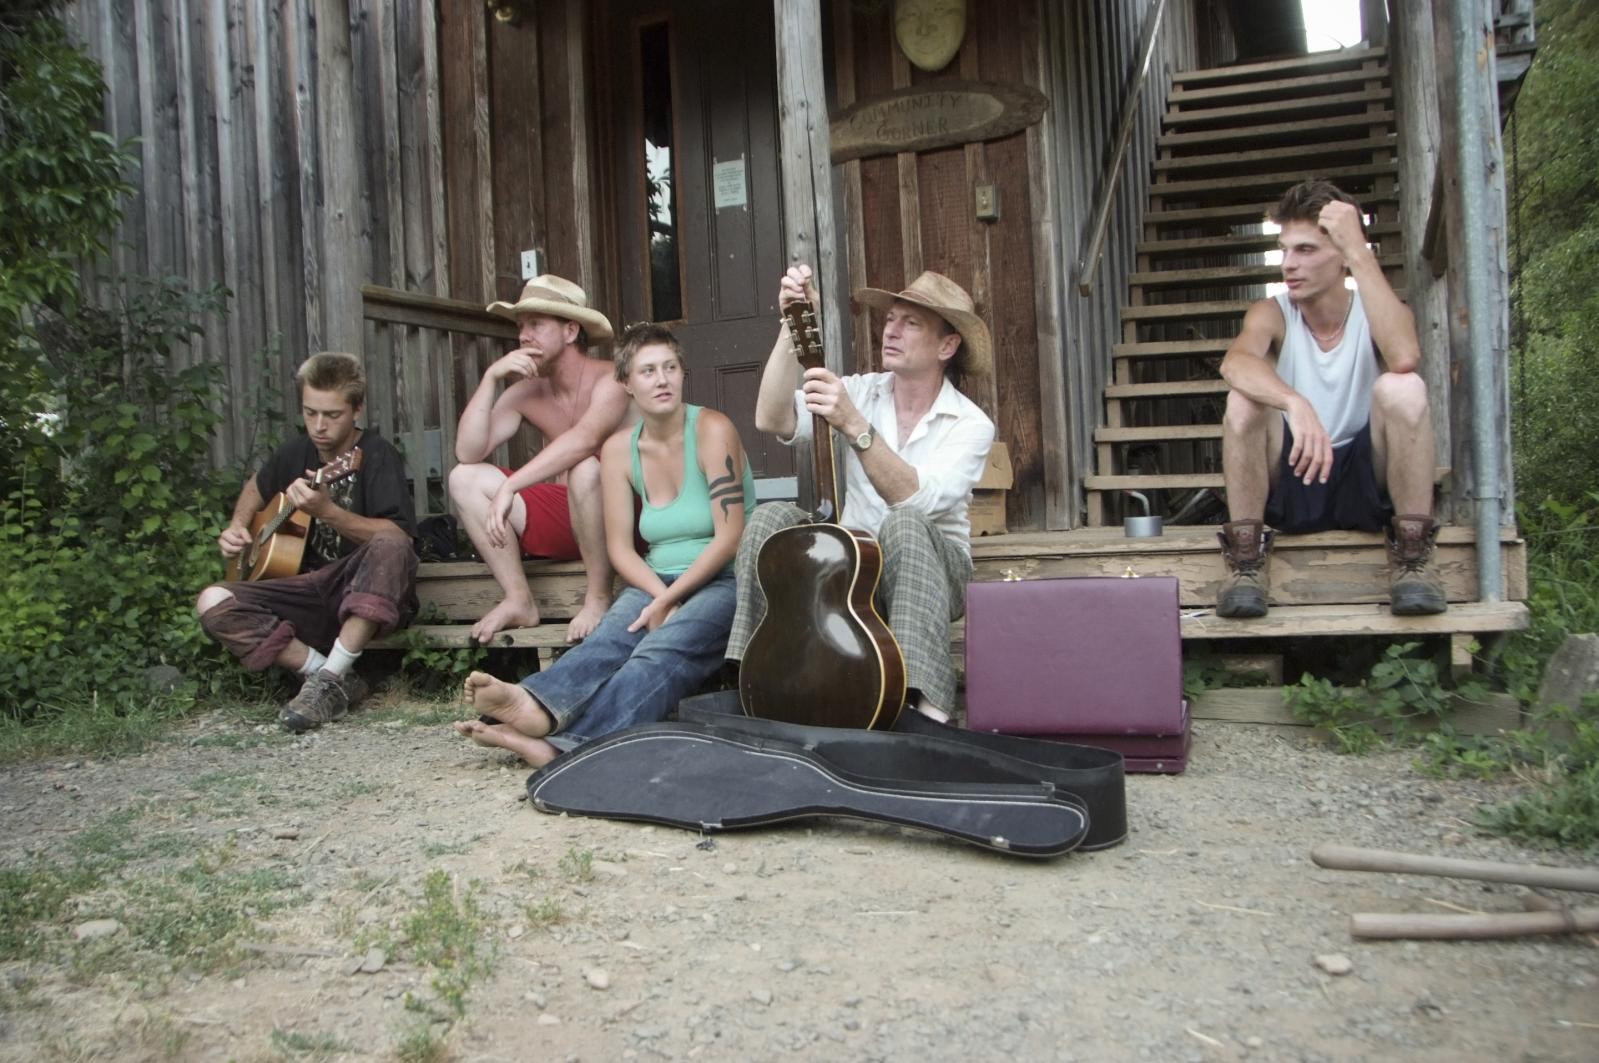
[606,0,793,482]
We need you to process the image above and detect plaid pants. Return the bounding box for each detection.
[727,503,972,711]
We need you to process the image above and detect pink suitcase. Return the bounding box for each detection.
[963,575,1190,774]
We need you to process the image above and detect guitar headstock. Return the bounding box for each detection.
[783,300,824,372]
[313,447,364,486]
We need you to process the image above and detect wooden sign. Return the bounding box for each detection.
[829,80,1047,164]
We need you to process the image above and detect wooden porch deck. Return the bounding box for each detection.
[381,523,1529,656]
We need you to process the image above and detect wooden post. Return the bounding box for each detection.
[1432,0,1515,531]
[772,0,846,375]
[315,0,367,355]
[1391,1,1452,520]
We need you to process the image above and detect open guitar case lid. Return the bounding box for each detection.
[525,690,1127,858]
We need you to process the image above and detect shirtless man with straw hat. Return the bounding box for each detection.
[449,276,630,643]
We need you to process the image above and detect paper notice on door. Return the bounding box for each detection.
[713,158,747,210]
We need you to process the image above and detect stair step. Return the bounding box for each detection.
[1160,110,1394,149]
[1129,257,1401,290]
[970,525,1524,609]
[1085,472,1224,489]
[1154,135,1397,176]
[1138,223,1402,258]
[1121,300,1253,322]
[1150,161,1398,201]
[1114,339,1231,358]
[1171,46,1387,87]
[1180,601,1529,639]
[1103,379,1228,398]
[1144,193,1396,228]
[1095,425,1223,442]
[1169,66,1388,107]
[1163,88,1393,129]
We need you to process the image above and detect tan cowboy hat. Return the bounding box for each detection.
[853,270,991,375]
[486,275,615,341]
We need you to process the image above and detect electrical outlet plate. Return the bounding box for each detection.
[520,249,541,280]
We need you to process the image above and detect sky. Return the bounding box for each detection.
[1300,0,1364,52]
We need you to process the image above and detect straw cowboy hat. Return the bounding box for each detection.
[853,270,991,375]
[486,275,614,342]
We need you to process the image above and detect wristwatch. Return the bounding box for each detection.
[850,426,875,453]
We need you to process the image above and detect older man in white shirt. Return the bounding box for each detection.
[725,265,995,720]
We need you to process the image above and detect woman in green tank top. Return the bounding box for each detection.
[456,323,755,765]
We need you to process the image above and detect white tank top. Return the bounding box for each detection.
[1273,289,1377,448]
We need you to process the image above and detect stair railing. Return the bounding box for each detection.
[1075,0,1169,296]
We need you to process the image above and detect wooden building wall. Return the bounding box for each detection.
[63,0,598,481]
[827,0,1229,531]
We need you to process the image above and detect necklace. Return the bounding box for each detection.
[1308,291,1354,348]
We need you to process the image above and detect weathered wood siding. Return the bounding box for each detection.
[62,0,598,486]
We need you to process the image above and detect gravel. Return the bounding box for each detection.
[0,706,1595,1061]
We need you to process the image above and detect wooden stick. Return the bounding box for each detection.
[1312,844,1599,893]
[1351,908,1599,940]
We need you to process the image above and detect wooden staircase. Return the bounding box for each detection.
[1074,45,1528,643]
[1086,45,1401,524]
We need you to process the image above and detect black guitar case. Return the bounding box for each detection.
[524,691,1127,858]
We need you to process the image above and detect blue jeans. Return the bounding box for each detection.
[522,569,735,744]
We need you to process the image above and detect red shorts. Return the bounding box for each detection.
[500,473,581,560]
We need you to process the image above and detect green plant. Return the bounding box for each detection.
[1285,642,1490,754]
[392,1021,448,1063]
[397,604,488,694]
[0,277,252,742]
[522,894,568,929]
[558,844,594,883]
[402,869,495,1019]
[1182,651,1274,701]
[269,1027,355,1060]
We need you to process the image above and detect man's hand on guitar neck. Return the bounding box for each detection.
[286,473,336,519]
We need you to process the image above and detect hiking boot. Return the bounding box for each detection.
[1387,514,1448,615]
[1216,520,1274,618]
[279,670,367,733]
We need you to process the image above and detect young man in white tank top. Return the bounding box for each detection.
[1216,179,1447,618]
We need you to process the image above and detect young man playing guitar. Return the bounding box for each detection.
[726,266,996,723]
[197,352,418,732]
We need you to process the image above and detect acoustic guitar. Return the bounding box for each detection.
[225,448,364,581]
[737,301,907,729]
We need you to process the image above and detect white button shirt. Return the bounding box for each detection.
[784,372,996,556]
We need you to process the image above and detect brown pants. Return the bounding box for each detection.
[200,532,419,671]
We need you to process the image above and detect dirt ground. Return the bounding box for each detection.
[1,691,1596,1063]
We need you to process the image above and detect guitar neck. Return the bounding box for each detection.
[812,412,840,523]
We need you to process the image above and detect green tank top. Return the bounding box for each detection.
[630,405,757,576]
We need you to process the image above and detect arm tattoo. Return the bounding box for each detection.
[707,455,744,520]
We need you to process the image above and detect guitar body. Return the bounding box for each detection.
[739,522,906,729]
[226,495,310,581]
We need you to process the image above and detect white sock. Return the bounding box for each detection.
[324,638,361,677]
[298,648,328,677]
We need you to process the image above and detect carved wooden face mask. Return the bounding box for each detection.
[894,0,967,72]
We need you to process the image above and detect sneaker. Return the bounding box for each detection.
[280,670,365,733]
[1387,515,1448,615]
[1216,520,1274,619]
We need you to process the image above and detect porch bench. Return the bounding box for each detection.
[368,558,592,666]
[374,526,1528,677]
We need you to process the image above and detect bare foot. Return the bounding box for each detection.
[461,671,552,737]
[566,594,611,642]
[470,597,540,644]
[452,719,559,767]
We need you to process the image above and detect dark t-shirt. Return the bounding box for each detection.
[254,428,417,570]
